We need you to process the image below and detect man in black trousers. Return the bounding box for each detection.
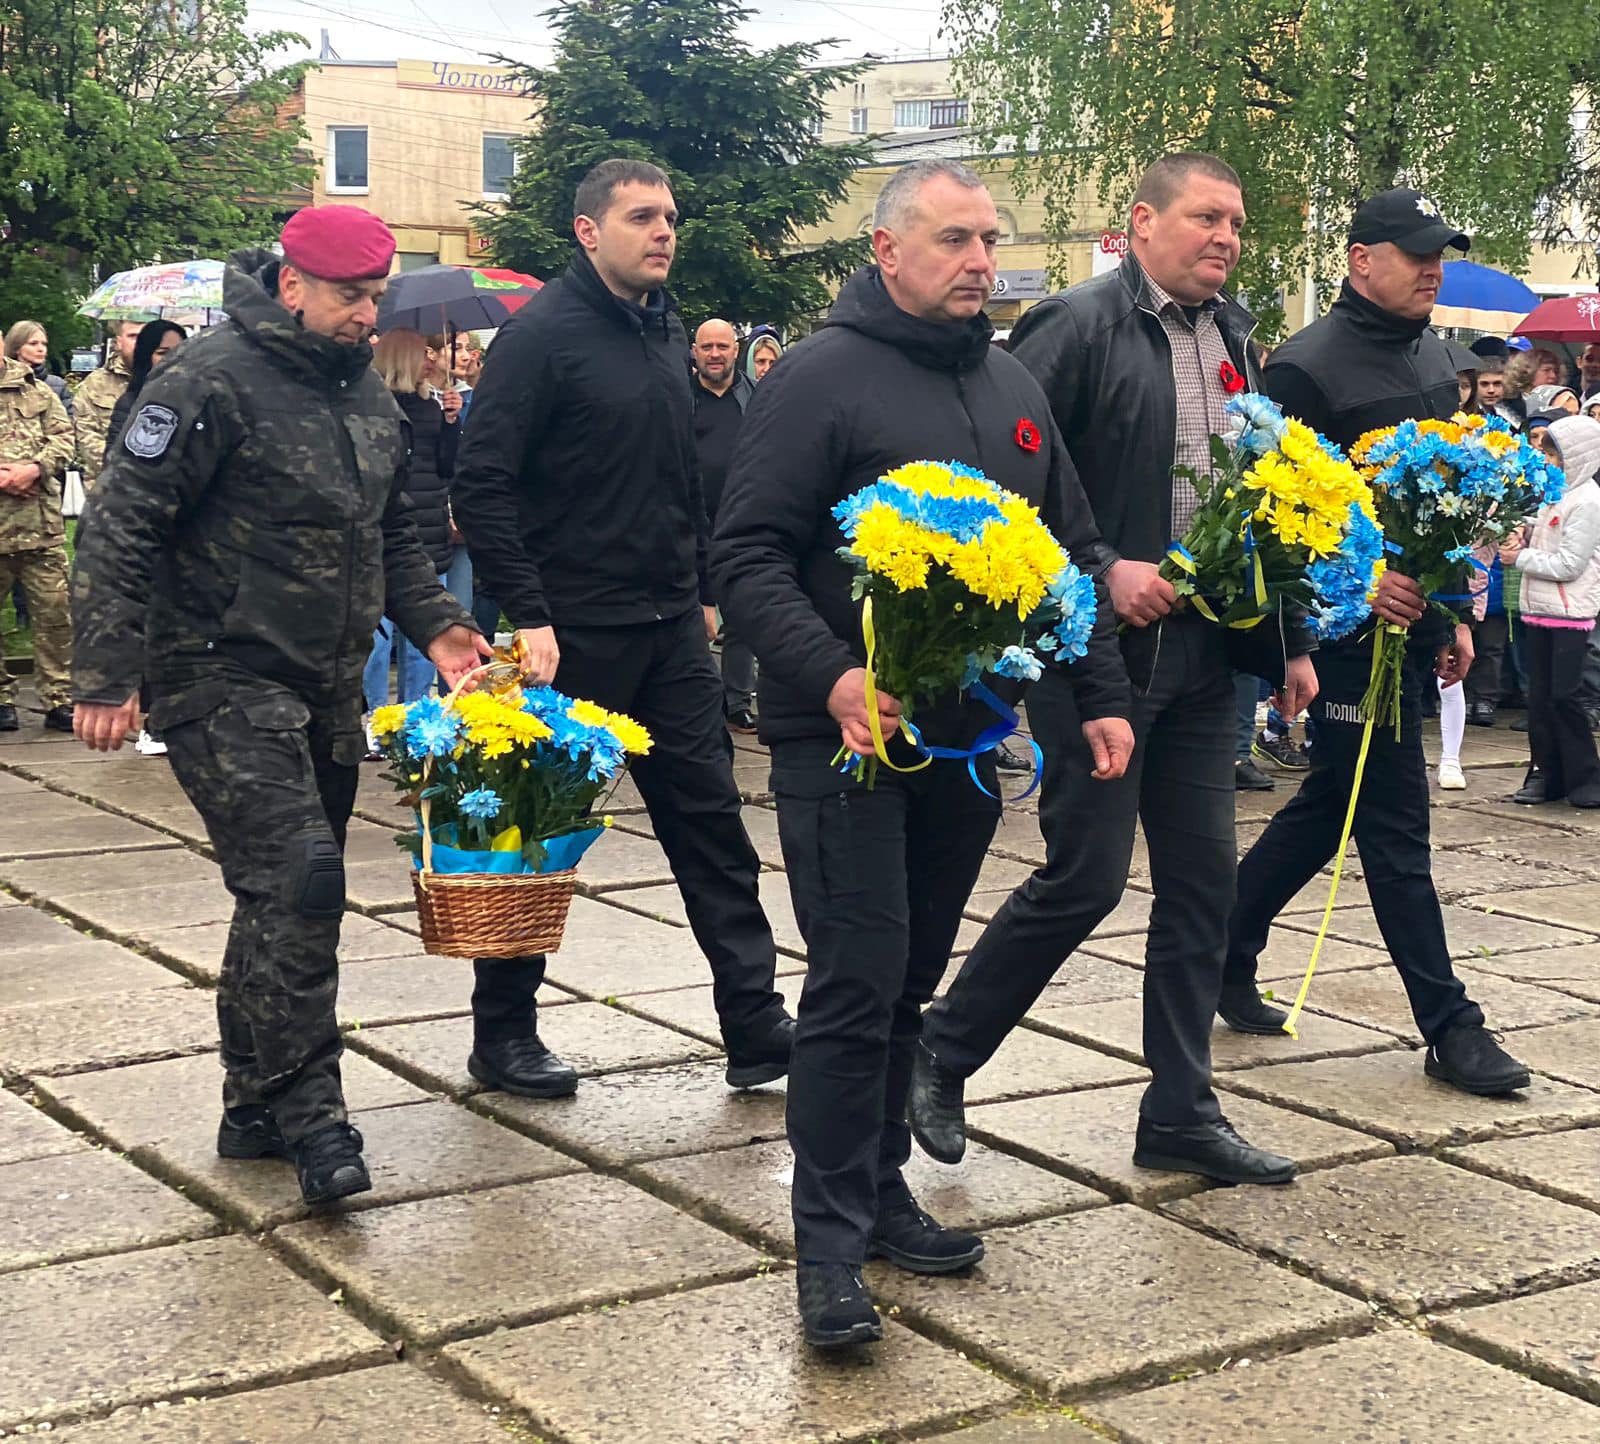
[451,159,793,1098]
[715,159,1133,1348]
[1216,188,1529,1096]
[910,152,1316,1186]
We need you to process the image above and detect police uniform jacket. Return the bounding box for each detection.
[70,249,473,757]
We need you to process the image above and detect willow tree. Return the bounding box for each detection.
[945,0,1600,334]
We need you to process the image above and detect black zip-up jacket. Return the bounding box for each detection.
[392,389,459,572]
[71,249,472,753]
[1010,253,1315,675]
[712,266,1131,746]
[1261,280,1461,653]
[451,249,710,630]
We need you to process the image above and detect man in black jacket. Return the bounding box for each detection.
[1218,188,1530,1095]
[910,152,1315,1188]
[452,159,792,1099]
[715,160,1134,1348]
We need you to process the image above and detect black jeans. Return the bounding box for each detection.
[1526,624,1600,799]
[1466,614,1508,706]
[924,614,1236,1126]
[772,739,1000,1264]
[1225,639,1481,1043]
[473,609,785,1050]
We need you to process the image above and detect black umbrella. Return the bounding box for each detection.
[376,264,517,334]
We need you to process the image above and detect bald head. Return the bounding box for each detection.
[692,318,738,393]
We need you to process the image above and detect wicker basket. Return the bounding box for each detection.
[411,867,577,958]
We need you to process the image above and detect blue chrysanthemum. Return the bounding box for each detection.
[403,695,462,759]
[994,644,1044,681]
[458,787,502,821]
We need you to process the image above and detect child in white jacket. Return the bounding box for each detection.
[1503,414,1600,808]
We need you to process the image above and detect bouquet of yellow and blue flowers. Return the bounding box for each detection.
[1162,394,1384,642]
[831,459,1098,789]
[1350,413,1561,729]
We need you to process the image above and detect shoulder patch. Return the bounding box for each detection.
[123,404,181,459]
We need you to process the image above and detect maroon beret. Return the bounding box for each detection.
[279,205,395,281]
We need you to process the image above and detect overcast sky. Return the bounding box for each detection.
[246,0,952,68]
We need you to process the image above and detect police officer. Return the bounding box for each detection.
[1219,188,1531,1095]
[715,160,1133,1347]
[0,350,76,731]
[451,159,793,1099]
[71,206,488,1205]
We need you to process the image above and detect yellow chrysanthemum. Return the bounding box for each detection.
[369,704,408,738]
[605,713,653,755]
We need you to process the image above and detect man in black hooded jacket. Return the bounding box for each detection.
[714,160,1134,1348]
[451,159,792,1099]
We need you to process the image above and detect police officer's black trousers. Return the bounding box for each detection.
[771,740,1000,1264]
[163,687,358,1145]
[1224,642,1482,1043]
[473,609,786,1051]
[924,616,1237,1126]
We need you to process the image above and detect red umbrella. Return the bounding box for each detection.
[457,265,543,314]
[1513,294,1600,343]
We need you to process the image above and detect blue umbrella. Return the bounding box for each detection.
[1434,261,1540,330]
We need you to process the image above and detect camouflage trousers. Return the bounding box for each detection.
[157,682,360,1145]
[0,546,72,709]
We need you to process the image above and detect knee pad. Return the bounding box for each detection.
[286,830,345,919]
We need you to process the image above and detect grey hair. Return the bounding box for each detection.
[873,159,986,231]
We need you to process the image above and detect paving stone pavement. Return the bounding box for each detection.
[5,704,1600,1438]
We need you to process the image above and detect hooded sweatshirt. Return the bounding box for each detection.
[1517,414,1600,626]
[712,266,1129,746]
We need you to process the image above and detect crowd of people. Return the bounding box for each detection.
[15,147,1600,1350]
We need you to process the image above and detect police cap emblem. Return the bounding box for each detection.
[124,404,180,459]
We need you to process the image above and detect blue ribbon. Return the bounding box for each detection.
[837,680,1043,803]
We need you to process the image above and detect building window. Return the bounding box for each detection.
[893,100,930,130]
[398,251,440,272]
[327,126,368,193]
[850,108,868,134]
[929,98,968,129]
[482,134,517,198]
[809,115,824,140]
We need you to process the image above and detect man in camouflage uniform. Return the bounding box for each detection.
[73,321,142,489]
[72,206,487,1206]
[0,355,77,732]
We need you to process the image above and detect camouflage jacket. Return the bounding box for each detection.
[71,250,475,757]
[73,355,132,487]
[0,357,76,555]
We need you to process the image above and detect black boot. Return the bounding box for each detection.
[217,1105,290,1160]
[469,1035,579,1098]
[1425,1022,1531,1095]
[0,704,17,731]
[1133,1116,1297,1185]
[1512,769,1551,805]
[907,1041,967,1164]
[724,1013,795,1089]
[294,1122,370,1205]
[42,705,74,732]
[1234,758,1275,791]
[868,1198,984,1274]
[1217,986,1290,1035]
[796,1263,882,1348]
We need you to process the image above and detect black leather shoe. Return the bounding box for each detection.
[994,741,1032,773]
[42,705,74,732]
[217,1105,290,1160]
[294,1122,370,1205]
[725,707,758,735]
[1512,772,1550,805]
[1133,1117,1297,1185]
[1425,1022,1531,1095]
[868,1199,984,1274]
[1217,987,1290,1035]
[1568,783,1600,809]
[1234,759,1275,791]
[0,704,17,731]
[1468,701,1496,728]
[797,1262,882,1348]
[1511,716,1530,733]
[724,1014,794,1089]
[469,1035,580,1098]
[907,1041,967,1164]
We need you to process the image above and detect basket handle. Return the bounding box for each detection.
[418,660,504,886]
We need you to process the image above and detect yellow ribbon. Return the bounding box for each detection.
[861,595,931,775]
[1165,545,1267,630]
[1280,626,1384,1038]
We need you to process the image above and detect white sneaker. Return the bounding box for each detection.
[134,729,167,757]
[1438,758,1466,790]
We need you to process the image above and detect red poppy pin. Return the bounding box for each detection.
[1014,417,1042,453]
[1218,360,1246,394]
